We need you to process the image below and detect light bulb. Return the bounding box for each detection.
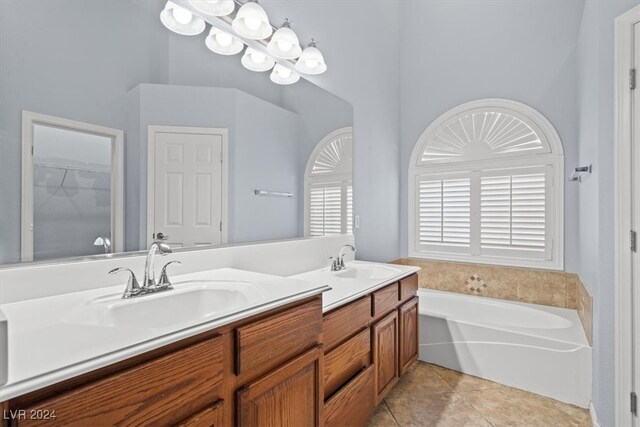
[244,16,261,31]
[305,59,319,69]
[215,32,232,46]
[251,52,265,64]
[277,39,293,52]
[278,67,292,78]
[172,7,193,25]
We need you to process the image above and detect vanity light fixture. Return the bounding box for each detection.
[232,1,272,40]
[295,39,327,75]
[189,0,235,17]
[270,64,300,85]
[267,19,302,59]
[206,27,244,55]
[160,1,206,36]
[241,47,275,72]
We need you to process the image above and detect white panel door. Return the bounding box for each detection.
[153,131,223,248]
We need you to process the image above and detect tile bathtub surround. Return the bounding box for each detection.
[366,362,591,427]
[392,258,594,343]
[573,273,593,346]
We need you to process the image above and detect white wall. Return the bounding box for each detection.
[577,1,640,425]
[0,0,354,263]
[0,0,168,264]
[398,0,584,272]
[127,84,306,248]
[260,0,403,262]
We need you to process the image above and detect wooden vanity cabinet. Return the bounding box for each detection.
[3,273,419,427]
[322,272,419,425]
[4,297,324,427]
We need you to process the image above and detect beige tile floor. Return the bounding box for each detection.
[367,362,591,427]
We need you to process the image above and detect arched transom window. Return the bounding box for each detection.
[409,99,564,270]
[305,127,353,237]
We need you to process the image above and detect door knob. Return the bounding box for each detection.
[156,232,169,240]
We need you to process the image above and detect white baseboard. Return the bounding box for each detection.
[590,402,601,427]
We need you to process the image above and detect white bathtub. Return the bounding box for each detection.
[418,289,591,408]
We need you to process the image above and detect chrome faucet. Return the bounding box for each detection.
[143,241,173,288]
[330,244,356,271]
[109,241,180,299]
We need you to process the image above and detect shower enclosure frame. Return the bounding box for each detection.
[20,111,124,262]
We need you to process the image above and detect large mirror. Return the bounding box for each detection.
[0,0,353,265]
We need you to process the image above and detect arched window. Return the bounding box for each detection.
[409,99,564,270]
[305,127,353,237]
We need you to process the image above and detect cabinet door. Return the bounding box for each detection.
[399,297,419,376]
[236,346,322,427]
[372,311,398,404]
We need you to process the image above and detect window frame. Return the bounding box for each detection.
[304,127,353,237]
[408,99,564,270]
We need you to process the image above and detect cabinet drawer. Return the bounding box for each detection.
[372,283,399,318]
[399,274,418,302]
[324,328,370,399]
[324,365,375,427]
[177,400,224,427]
[19,335,224,426]
[323,296,371,352]
[235,298,322,378]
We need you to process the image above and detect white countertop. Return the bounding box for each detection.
[0,260,420,401]
[0,268,329,401]
[289,261,421,312]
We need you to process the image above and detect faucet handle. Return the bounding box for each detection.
[109,267,140,298]
[328,257,339,272]
[158,261,181,288]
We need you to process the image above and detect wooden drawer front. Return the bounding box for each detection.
[19,336,224,426]
[399,297,419,376]
[236,346,322,427]
[177,400,224,427]
[373,310,399,404]
[323,296,371,352]
[399,274,418,302]
[372,283,399,318]
[323,328,370,399]
[324,365,375,427]
[236,298,322,378]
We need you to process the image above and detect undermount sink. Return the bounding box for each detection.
[63,280,264,329]
[333,264,401,281]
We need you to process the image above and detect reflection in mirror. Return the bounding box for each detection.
[0,0,353,266]
[21,113,123,262]
[304,128,353,237]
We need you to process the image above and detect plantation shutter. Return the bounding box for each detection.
[309,184,345,237]
[346,184,353,234]
[480,166,548,259]
[417,175,471,251]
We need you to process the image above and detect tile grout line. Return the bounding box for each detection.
[383,398,402,427]
[452,389,496,427]
[428,364,496,427]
